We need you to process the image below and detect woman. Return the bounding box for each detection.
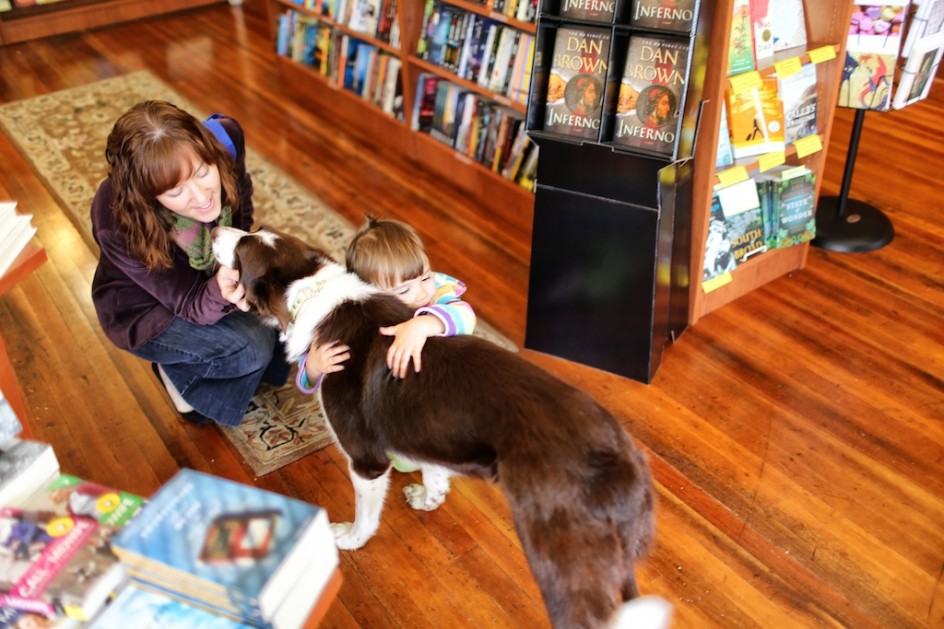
[90,100,290,426]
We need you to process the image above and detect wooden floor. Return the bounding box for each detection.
[1,6,941,628]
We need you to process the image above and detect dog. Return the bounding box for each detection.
[212,226,661,629]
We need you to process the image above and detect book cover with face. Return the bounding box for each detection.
[543,26,611,141]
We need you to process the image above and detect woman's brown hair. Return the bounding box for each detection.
[104,100,239,269]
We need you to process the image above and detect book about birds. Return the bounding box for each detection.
[542,26,611,141]
[611,34,690,157]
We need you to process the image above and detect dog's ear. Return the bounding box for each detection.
[245,275,293,331]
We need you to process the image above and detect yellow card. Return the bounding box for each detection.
[703,272,733,293]
[794,134,823,158]
[716,166,749,187]
[808,45,837,64]
[773,57,802,78]
[728,71,762,95]
[757,151,786,172]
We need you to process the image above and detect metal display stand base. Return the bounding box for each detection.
[814,196,895,253]
[812,109,894,253]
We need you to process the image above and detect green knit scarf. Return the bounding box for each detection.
[172,205,233,271]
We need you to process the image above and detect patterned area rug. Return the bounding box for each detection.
[0,70,517,476]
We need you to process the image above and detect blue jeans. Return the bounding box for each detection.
[130,311,291,426]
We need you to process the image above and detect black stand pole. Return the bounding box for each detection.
[812,108,894,252]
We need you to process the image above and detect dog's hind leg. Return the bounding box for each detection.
[331,467,391,550]
[403,464,453,511]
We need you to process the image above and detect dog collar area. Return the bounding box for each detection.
[290,281,328,319]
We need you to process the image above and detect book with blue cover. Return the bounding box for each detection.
[89,583,250,628]
[110,469,337,626]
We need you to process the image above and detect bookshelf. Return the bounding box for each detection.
[263,0,538,215]
[687,1,854,324]
[0,240,45,436]
[0,0,225,45]
[522,0,854,382]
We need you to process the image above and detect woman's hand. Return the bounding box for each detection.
[216,265,249,311]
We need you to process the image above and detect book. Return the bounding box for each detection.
[0,202,38,279]
[725,76,785,158]
[770,0,807,52]
[0,387,22,445]
[841,2,909,111]
[893,30,944,109]
[0,439,60,509]
[411,72,443,132]
[750,0,774,68]
[773,165,816,248]
[612,34,690,157]
[703,194,738,281]
[716,178,766,263]
[89,583,251,628]
[778,62,818,144]
[20,473,144,529]
[715,100,734,168]
[727,0,755,76]
[542,26,611,141]
[110,468,338,627]
[630,0,697,33]
[558,0,616,23]
[901,0,944,58]
[0,507,123,622]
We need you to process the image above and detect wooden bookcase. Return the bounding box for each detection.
[0,0,225,44]
[687,0,854,324]
[263,0,537,216]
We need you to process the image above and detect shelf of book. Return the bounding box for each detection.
[265,0,538,216]
[0,0,224,44]
[688,0,854,325]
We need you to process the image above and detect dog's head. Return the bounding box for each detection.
[211,225,330,331]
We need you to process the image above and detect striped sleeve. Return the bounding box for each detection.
[415,272,476,336]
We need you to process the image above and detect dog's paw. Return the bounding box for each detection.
[330,522,367,550]
[403,483,445,511]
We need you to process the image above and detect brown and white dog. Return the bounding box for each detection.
[211,226,662,629]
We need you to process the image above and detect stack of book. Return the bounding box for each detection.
[703,164,817,284]
[0,396,139,626]
[0,201,38,279]
[1,402,338,627]
[110,468,339,629]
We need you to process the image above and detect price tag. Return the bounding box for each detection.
[716,166,749,187]
[728,71,762,95]
[808,45,837,64]
[716,178,761,217]
[703,272,733,293]
[773,57,802,78]
[757,151,786,172]
[794,134,823,158]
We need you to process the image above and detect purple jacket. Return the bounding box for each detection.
[90,116,254,351]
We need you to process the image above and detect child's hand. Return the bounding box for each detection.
[307,340,351,383]
[379,316,444,378]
